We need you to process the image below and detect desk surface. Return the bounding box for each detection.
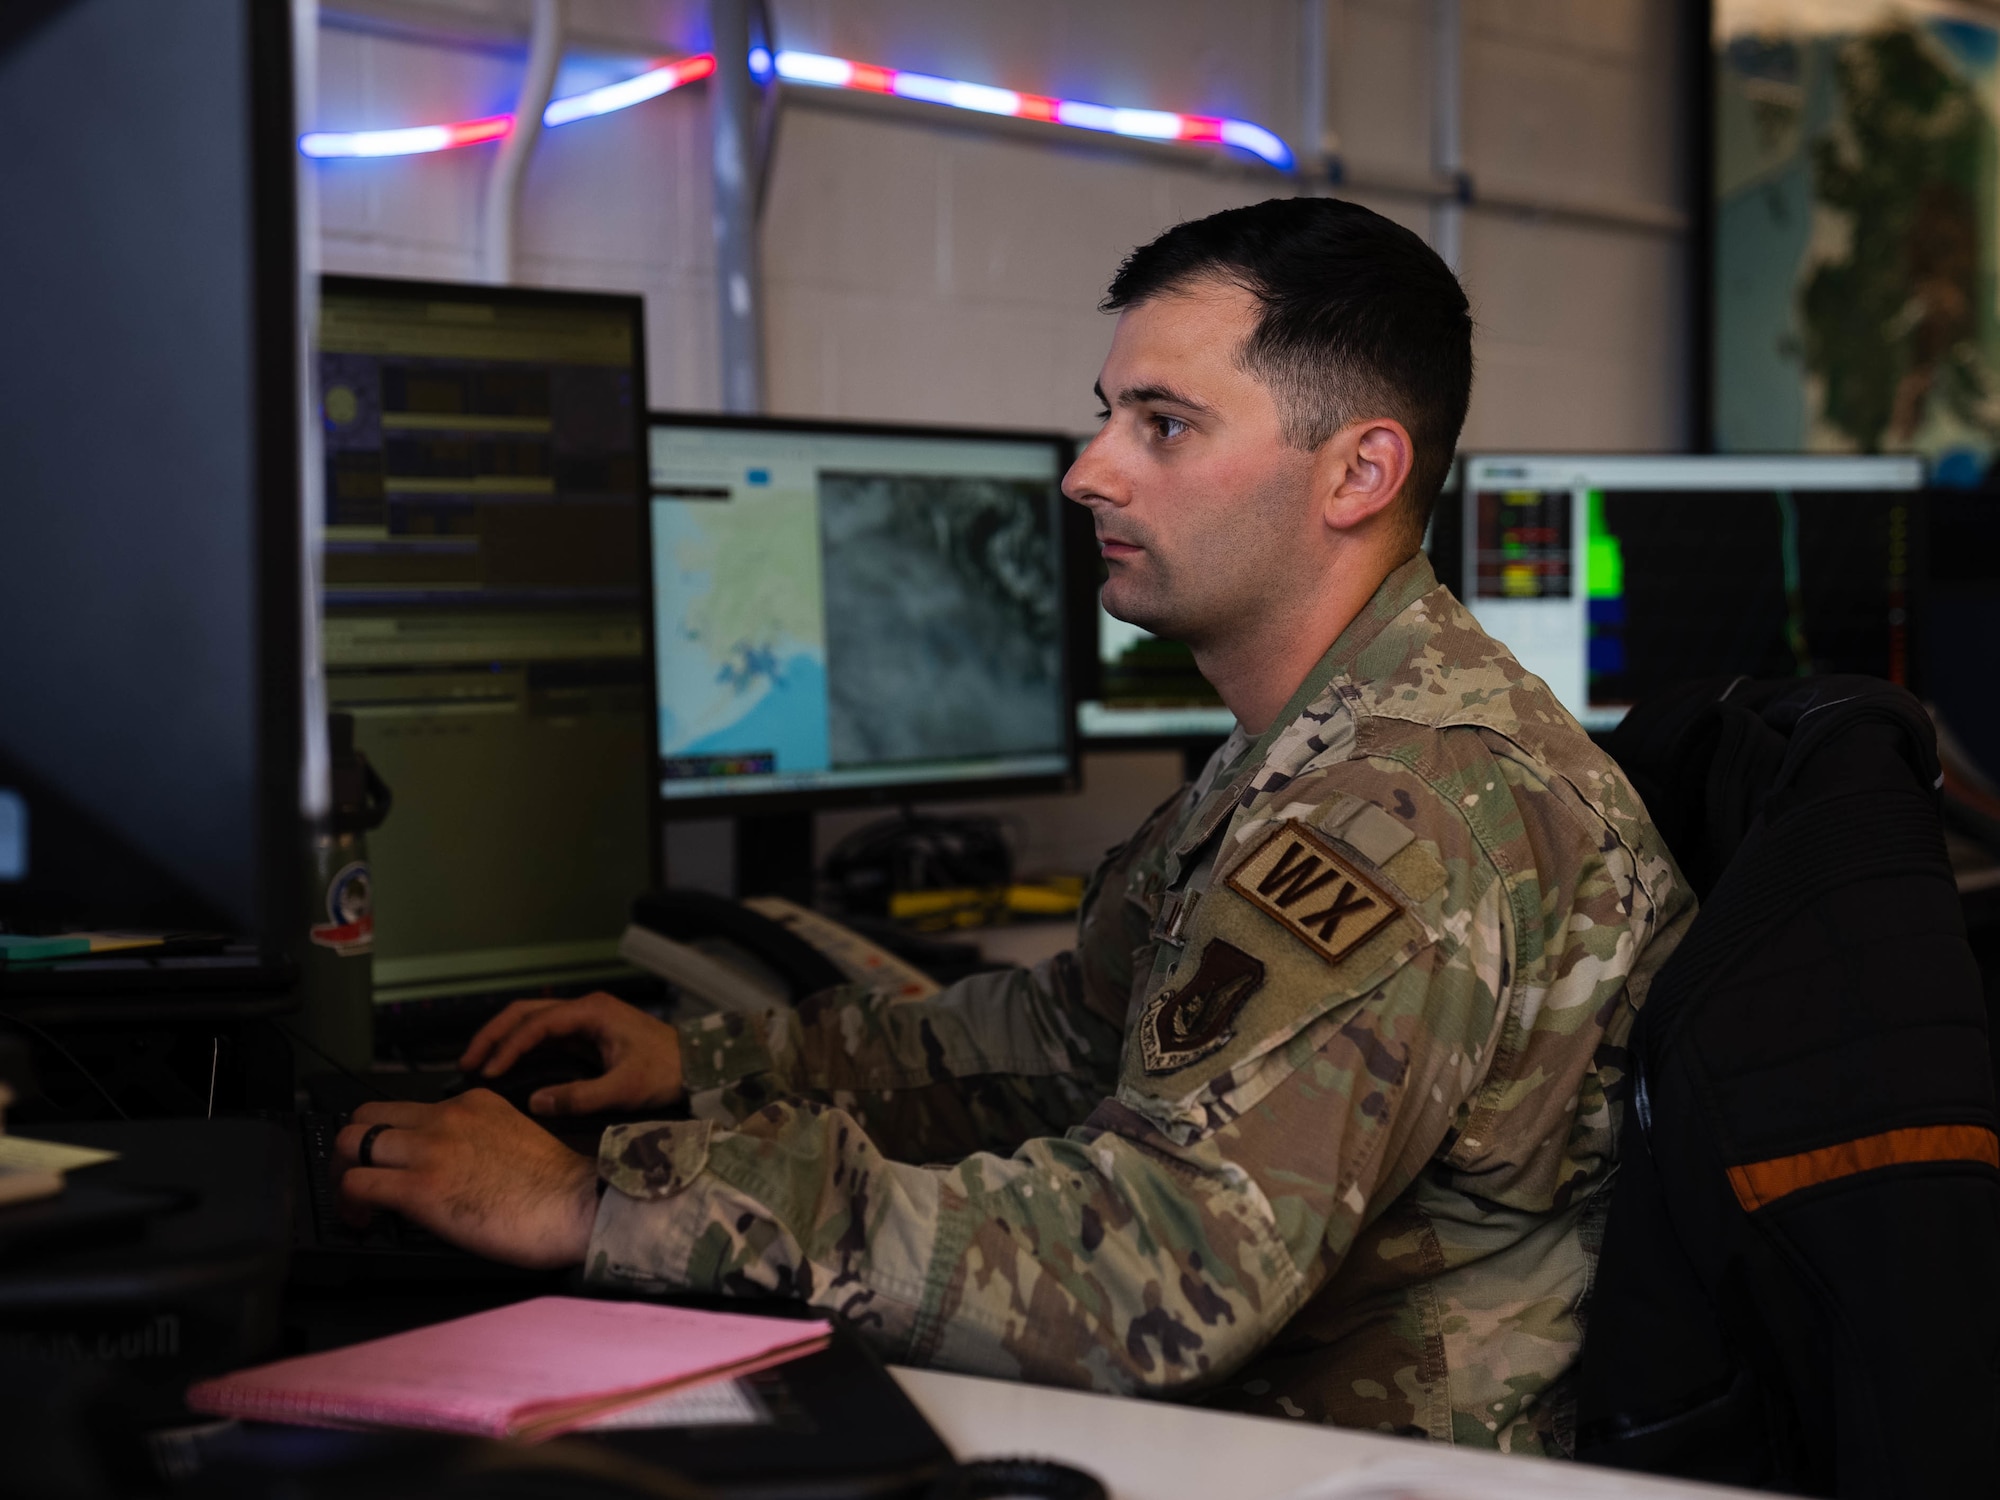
[890,1366,1749,1500]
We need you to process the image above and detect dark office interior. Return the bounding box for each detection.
[3,4,1998,1498]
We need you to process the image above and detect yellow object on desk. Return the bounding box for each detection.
[0,1130,116,1208]
[0,1136,120,1174]
[890,878,1084,929]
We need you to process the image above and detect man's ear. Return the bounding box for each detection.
[1320,418,1414,533]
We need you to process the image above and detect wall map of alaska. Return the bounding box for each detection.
[1715,2,2000,480]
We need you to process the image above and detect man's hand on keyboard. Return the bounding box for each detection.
[334,1091,598,1268]
[459,992,685,1116]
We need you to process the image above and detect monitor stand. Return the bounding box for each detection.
[735,811,815,906]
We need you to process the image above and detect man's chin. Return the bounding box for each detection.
[1100,583,1184,641]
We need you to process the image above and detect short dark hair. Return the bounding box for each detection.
[1103,197,1472,543]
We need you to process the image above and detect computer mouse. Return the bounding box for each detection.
[443,1037,603,1115]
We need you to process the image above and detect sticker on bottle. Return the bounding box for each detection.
[309,860,374,956]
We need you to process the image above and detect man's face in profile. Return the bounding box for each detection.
[1063,280,1320,651]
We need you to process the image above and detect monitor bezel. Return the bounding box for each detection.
[643,410,1084,820]
[252,0,307,949]
[318,272,658,889]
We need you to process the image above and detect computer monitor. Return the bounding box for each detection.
[1458,454,1927,730]
[317,277,654,1008]
[0,0,310,944]
[1076,610,1237,745]
[646,415,1084,815]
[1924,489,2000,774]
[1075,458,1476,751]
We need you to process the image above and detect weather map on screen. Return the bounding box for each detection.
[649,422,1071,802]
[651,480,829,777]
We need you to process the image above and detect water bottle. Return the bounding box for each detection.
[295,713,391,1076]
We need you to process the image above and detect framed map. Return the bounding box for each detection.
[1714,0,2000,482]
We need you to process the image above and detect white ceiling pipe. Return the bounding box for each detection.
[480,0,564,285]
[1430,0,1464,274]
[709,0,765,413]
[1299,0,1334,178]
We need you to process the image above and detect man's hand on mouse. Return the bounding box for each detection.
[459,992,685,1116]
[334,1090,598,1267]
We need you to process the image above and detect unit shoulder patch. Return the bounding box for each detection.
[1139,939,1265,1074]
[1226,820,1403,967]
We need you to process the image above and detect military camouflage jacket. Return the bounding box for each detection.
[585,553,1693,1454]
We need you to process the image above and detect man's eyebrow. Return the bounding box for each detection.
[1113,382,1215,414]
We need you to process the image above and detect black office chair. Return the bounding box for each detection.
[1575,677,2000,1497]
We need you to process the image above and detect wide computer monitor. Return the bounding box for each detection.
[1457,454,1927,730]
[1076,457,1476,750]
[646,415,1085,814]
[317,276,654,1009]
[1076,610,1237,744]
[0,0,310,946]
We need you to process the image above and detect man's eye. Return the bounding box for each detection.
[1094,408,1111,424]
[1150,414,1188,441]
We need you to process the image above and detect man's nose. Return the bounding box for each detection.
[1062,429,1128,509]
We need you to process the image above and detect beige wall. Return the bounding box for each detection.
[313,1,722,406]
[752,2,1690,448]
[1458,0,1690,448]
[311,0,1690,880]
[315,0,1689,445]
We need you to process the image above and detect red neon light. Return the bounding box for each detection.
[1175,116,1224,144]
[849,63,895,93]
[445,116,514,148]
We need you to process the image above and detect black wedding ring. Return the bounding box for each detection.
[357,1122,391,1168]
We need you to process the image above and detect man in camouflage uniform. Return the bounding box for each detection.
[339,198,1692,1456]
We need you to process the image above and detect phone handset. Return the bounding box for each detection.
[620,890,941,1015]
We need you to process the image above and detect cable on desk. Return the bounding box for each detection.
[928,1458,1107,1500]
[277,1019,393,1102]
[0,1007,131,1120]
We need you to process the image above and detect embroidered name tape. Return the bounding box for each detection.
[1227,820,1402,966]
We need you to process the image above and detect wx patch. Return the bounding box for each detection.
[1227,820,1402,967]
[1140,939,1265,1074]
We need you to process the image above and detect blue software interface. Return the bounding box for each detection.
[649,422,1071,801]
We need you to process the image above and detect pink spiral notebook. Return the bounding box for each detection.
[186,1296,832,1441]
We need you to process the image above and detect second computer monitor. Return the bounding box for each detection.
[319,275,653,1008]
[1078,609,1236,744]
[1460,454,1926,730]
[647,416,1079,812]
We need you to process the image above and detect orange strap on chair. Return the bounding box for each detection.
[1727,1124,2000,1213]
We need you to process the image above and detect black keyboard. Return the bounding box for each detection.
[297,1110,453,1256]
[289,1112,570,1289]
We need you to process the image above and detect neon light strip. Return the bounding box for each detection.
[300,114,512,158]
[299,48,1293,171]
[299,53,716,158]
[765,49,1293,169]
[543,53,716,126]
